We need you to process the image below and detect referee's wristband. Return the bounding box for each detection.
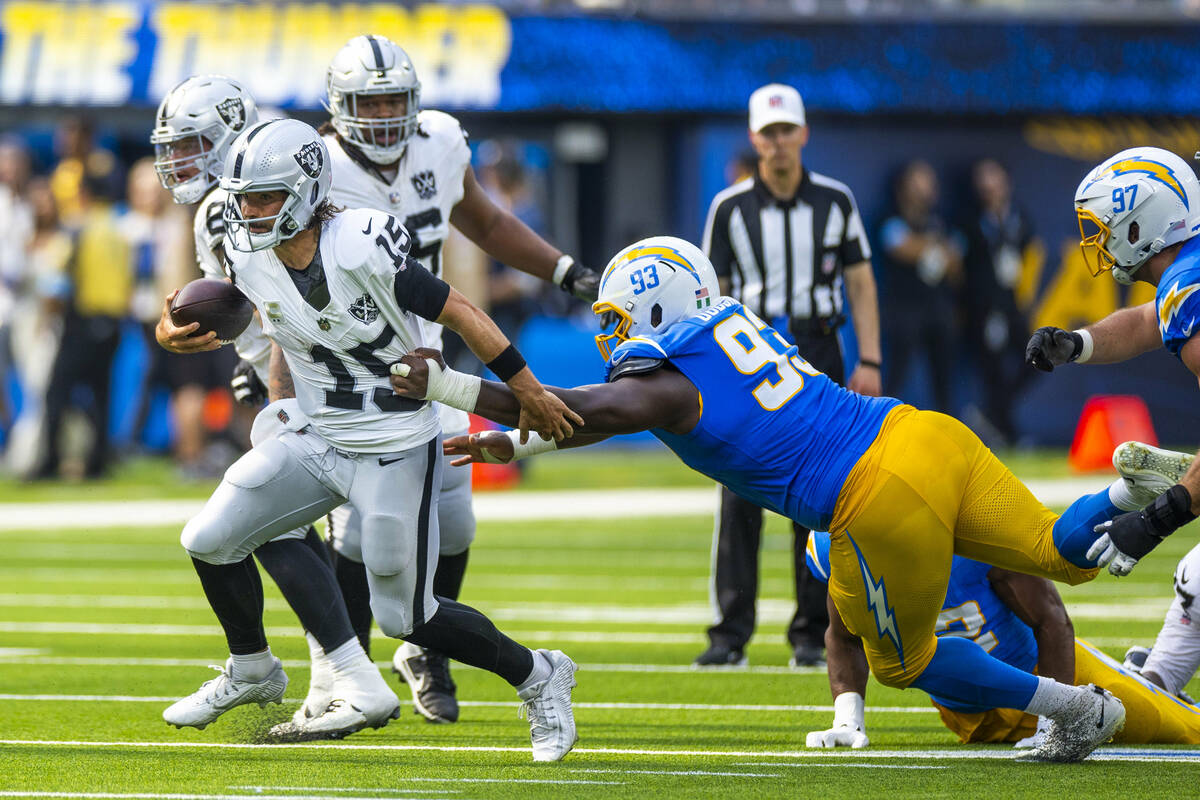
[486,344,527,383]
[858,359,882,370]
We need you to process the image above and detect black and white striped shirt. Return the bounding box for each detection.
[702,169,871,325]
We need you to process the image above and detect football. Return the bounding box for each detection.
[169,278,254,343]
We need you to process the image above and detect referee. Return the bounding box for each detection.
[697,83,883,667]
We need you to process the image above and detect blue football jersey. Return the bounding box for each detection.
[1156,235,1200,357]
[603,297,899,531]
[807,532,1037,674]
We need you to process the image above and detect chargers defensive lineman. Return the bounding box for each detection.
[390,235,1182,761]
[803,529,1200,747]
[1027,146,1200,576]
[151,76,386,740]
[165,117,582,761]
[313,34,602,723]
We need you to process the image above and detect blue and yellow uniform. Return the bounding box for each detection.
[606,296,1101,688]
[807,533,1200,743]
[1156,235,1200,356]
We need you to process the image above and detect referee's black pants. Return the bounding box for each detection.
[706,327,843,656]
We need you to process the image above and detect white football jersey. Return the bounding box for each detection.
[224,208,442,454]
[193,187,272,379]
[325,110,471,432]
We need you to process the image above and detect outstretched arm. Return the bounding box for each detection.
[987,567,1074,684]
[1027,301,1159,371]
[807,596,870,749]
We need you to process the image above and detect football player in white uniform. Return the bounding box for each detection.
[163,117,581,760]
[1123,541,1200,702]
[310,34,602,723]
[152,76,388,740]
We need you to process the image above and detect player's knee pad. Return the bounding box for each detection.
[360,513,415,577]
[327,504,363,563]
[370,593,416,638]
[250,399,308,448]
[437,500,476,556]
[180,512,237,564]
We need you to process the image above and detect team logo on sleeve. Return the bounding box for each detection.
[348,294,380,324]
[294,142,324,179]
[411,170,437,200]
[215,97,246,131]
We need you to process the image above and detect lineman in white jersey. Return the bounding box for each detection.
[304,33,603,723]
[185,118,580,759]
[1124,542,1200,702]
[151,75,394,740]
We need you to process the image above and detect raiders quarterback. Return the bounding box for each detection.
[152,76,395,742]
[166,117,580,760]
[312,33,602,723]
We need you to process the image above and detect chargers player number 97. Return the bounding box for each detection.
[1112,185,1137,213]
[713,309,821,411]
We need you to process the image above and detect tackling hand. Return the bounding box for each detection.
[230,359,267,406]
[1025,326,1083,372]
[805,724,869,749]
[388,348,444,399]
[561,261,601,303]
[1089,485,1197,576]
[444,430,514,466]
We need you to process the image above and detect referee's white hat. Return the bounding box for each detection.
[749,84,806,132]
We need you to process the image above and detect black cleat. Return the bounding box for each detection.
[693,643,748,667]
[392,642,459,723]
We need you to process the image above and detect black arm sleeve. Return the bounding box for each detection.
[393,256,451,321]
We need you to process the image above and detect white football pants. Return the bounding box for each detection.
[1142,541,1200,696]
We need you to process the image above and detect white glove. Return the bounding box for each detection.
[805,692,869,749]
[1013,715,1050,749]
[1086,532,1140,577]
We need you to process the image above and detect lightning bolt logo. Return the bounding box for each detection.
[848,533,905,671]
[1097,157,1190,210]
[1158,281,1200,337]
[600,244,702,293]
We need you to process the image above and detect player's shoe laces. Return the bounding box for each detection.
[269,661,399,741]
[392,641,459,723]
[1018,684,1124,763]
[1113,442,1194,507]
[518,649,579,762]
[163,657,288,729]
[289,650,334,726]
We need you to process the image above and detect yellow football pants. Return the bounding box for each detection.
[936,639,1200,744]
[826,406,1098,688]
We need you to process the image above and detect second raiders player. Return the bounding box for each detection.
[172,117,582,759]
[152,76,395,740]
[311,34,603,723]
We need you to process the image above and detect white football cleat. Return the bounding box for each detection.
[289,649,334,726]
[163,657,288,729]
[1013,715,1050,749]
[269,660,399,741]
[1113,442,1194,507]
[518,649,579,762]
[1018,684,1124,763]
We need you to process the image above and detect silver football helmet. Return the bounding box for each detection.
[593,236,721,359]
[151,75,258,205]
[220,119,332,252]
[326,34,421,165]
[1075,147,1200,284]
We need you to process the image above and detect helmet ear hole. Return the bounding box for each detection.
[1128,221,1140,245]
[650,303,663,328]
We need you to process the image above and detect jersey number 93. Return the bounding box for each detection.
[713,309,821,411]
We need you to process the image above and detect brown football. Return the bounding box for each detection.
[169,278,253,342]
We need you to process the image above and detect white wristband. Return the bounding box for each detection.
[832,691,866,730]
[552,255,575,287]
[505,428,558,461]
[1074,329,1094,364]
[390,359,481,411]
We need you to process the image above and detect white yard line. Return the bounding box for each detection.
[0,794,459,800]
[2,739,1199,762]
[0,694,936,713]
[0,478,1112,531]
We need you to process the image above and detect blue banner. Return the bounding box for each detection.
[3,2,1200,114]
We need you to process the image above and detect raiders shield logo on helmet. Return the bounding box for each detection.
[215,97,246,131]
[411,170,436,200]
[294,141,324,179]
[348,294,380,324]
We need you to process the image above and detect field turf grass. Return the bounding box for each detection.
[2,449,1200,799]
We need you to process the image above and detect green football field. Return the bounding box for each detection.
[3,449,1200,799]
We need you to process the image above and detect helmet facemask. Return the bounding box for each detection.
[223,185,308,252]
[152,131,218,205]
[329,87,419,165]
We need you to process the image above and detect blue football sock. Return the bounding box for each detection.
[910,635,1039,713]
[1052,488,1120,568]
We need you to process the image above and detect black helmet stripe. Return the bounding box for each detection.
[365,35,385,70]
[232,121,272,180]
